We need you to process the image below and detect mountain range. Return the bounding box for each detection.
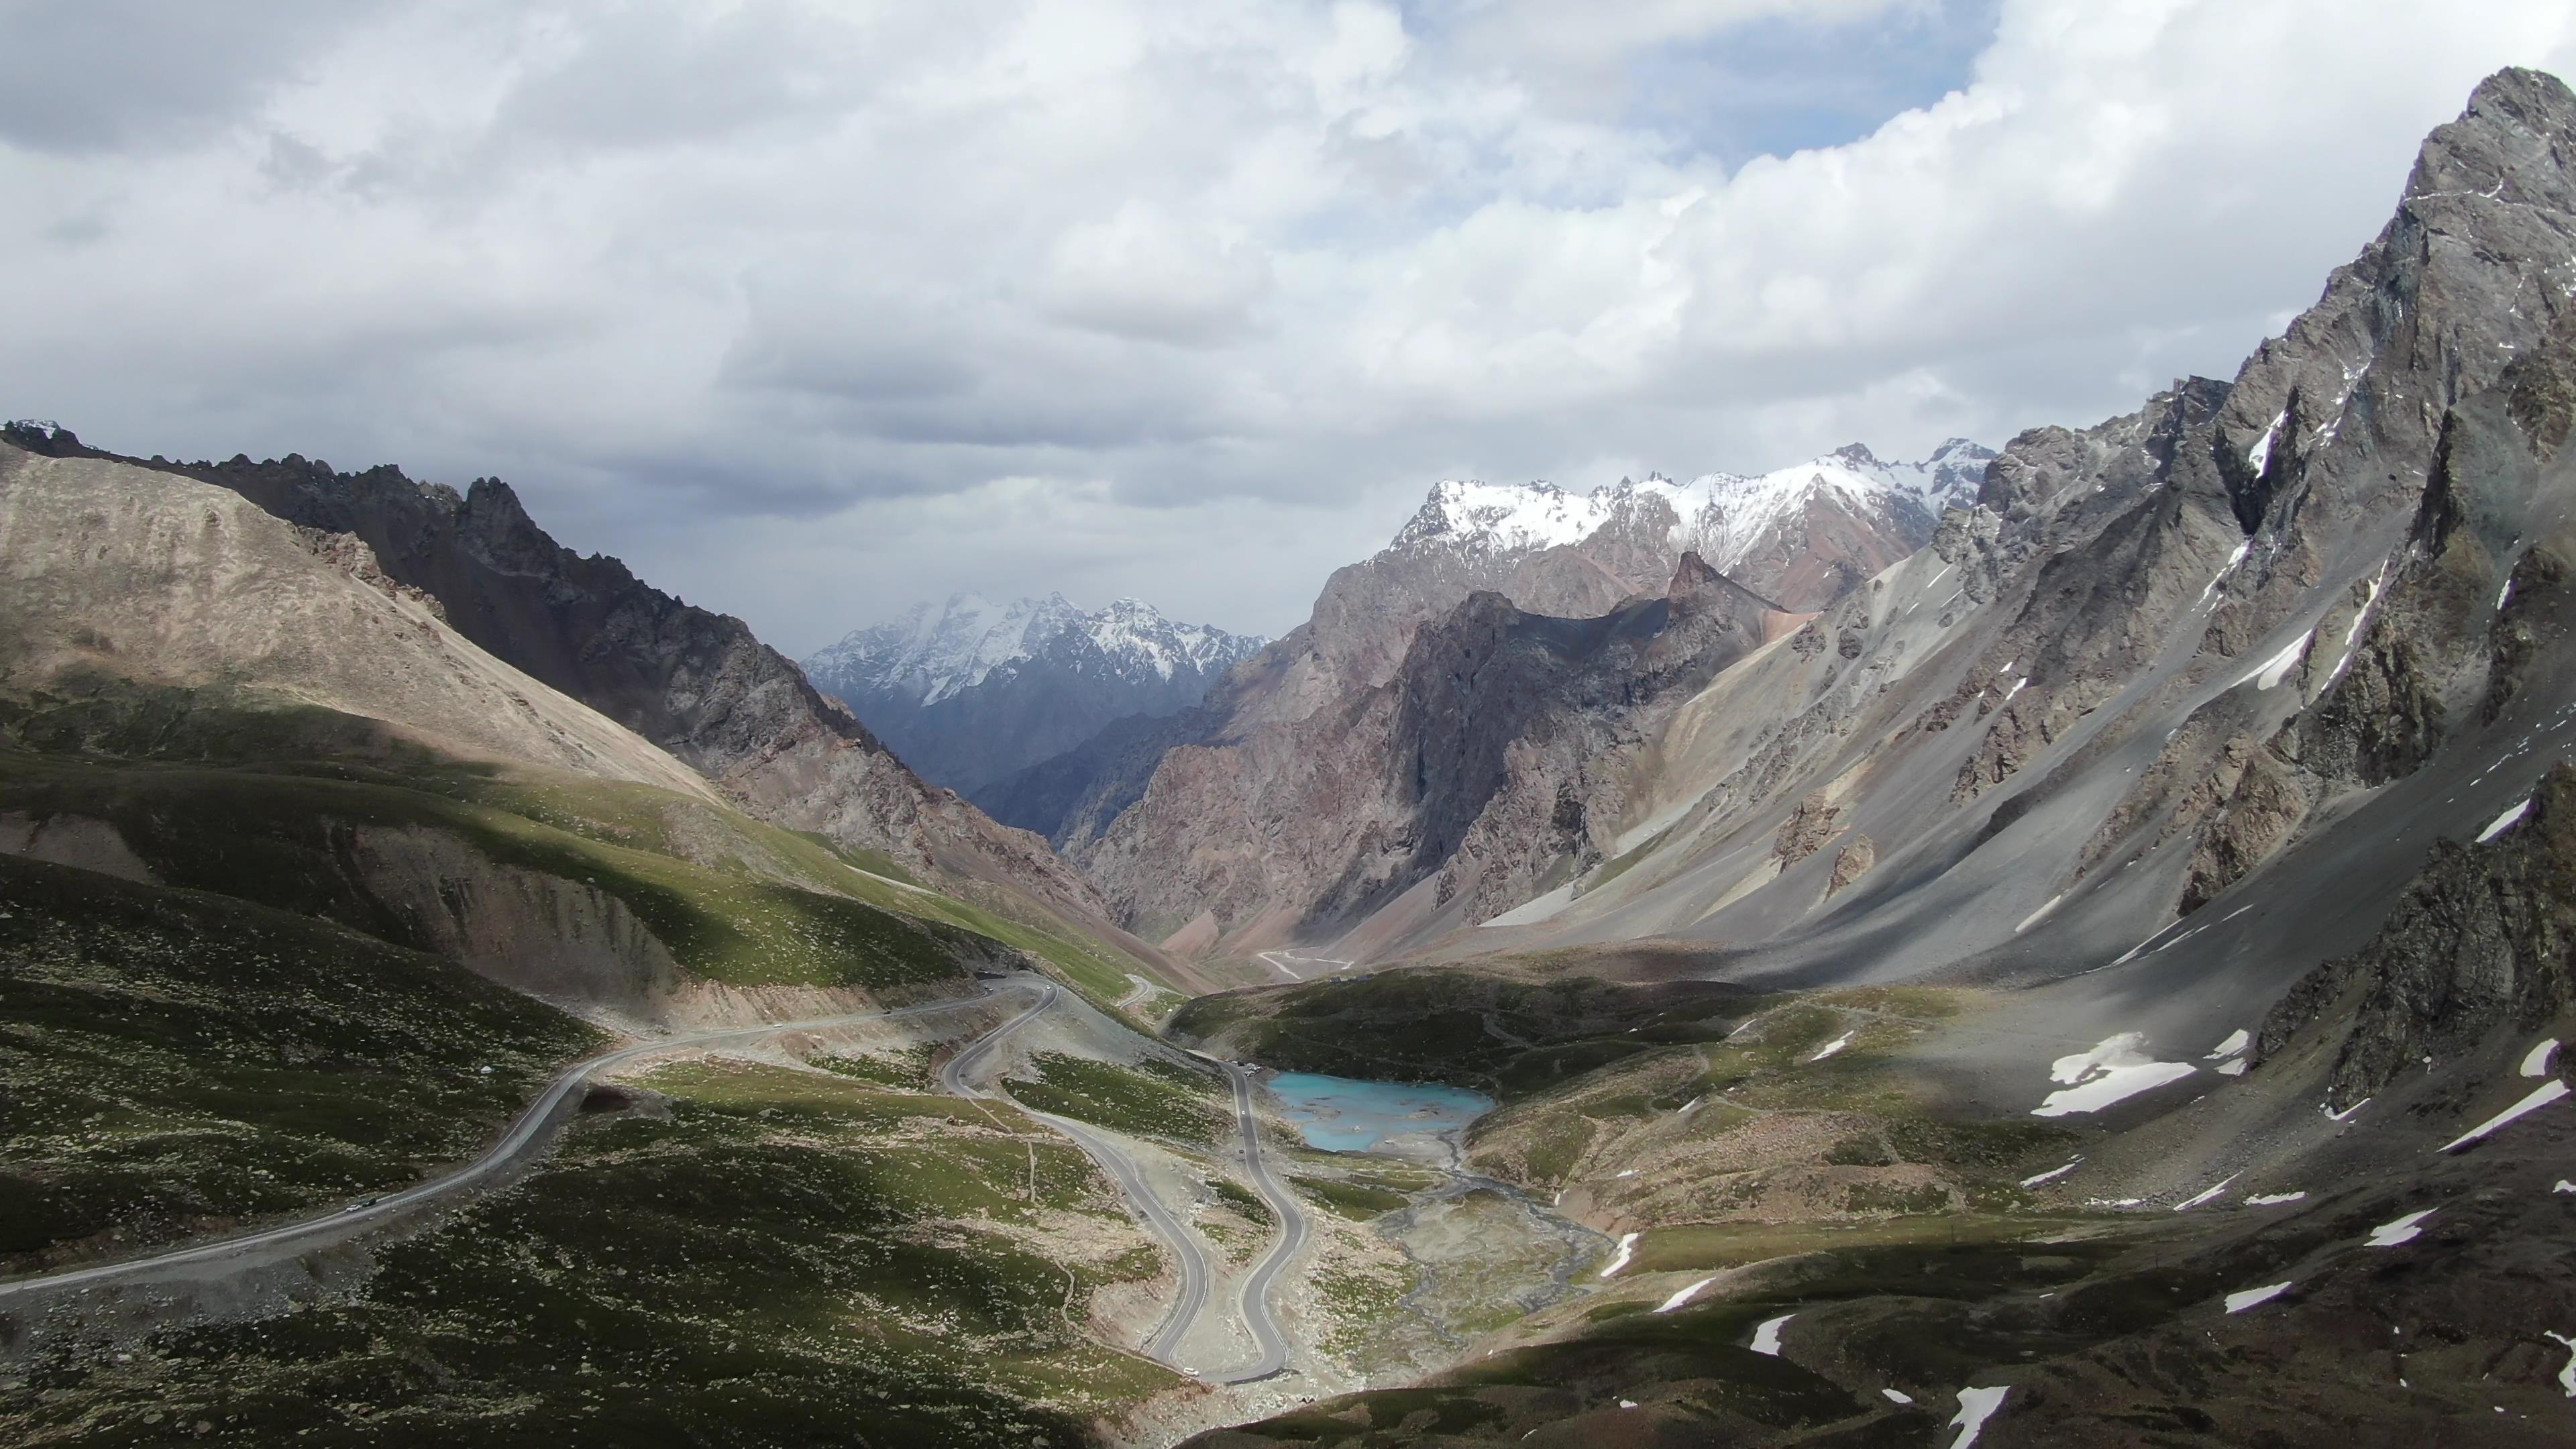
[5,64,2576,1449]
[803,593,1266,796]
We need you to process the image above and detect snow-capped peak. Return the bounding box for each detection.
[1390,441,1994,581]
[806,594,1268,707]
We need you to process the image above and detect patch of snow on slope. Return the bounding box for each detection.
[2247,1191,2306,1205]
[2237,627,2314,690]
[2477,798,2532,843]
[1655,1277,1715,1313]
[1599,1233,1638,1278]
[2014,892,2064,933]
[2019,1159,2082,1188]
[1809,1032,1854,1063]
[1945,1386,2010,1448]
[2225,1281,2293,1313]
[1882,1387,1914,1405]
[2031,1034,2196,1118]
[2440,1079,2571,1152]
[2319,564,2390,690]
[2523,1038,2561,1077]
[2326,1097,2371,1122]
[1750,1313,1792,1356]
[2207,1029,2251,1059]
[2365,1209,2436,1247]
[2246,409,2287,474]
[2545,1332,2576,1397]
[2174,1174,2240,1212]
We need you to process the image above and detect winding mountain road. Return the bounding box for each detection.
[1214,1061,1308,1384]
[936,979,1214,1369]
[0,988,1018,1307]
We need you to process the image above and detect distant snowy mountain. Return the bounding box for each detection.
[804,594,1267,794]
[1392,439,1995,610]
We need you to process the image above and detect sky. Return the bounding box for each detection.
[3,2,2573,653]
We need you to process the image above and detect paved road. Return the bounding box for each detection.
[1214,1062,1307,1384]
[0,989,1016,1307]
[936,979,1213,1370]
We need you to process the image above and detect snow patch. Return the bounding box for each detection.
[1599,1232,1638,1278]
[2225,1281,2293,1313]
[2014,892,2065,933]
[2246,409,2286,474]
[2522,1038,2561,1078]
[2237,627,2314,690]
[2326,1097,2371,1122]
[1655,1277,1715,1313]
[1945,1386,2010,1449]
[2365,1209,2436,1247]
[1882,1387,1915,1405]
[2032,1034,2196,1118]
[2019,1159,2083,1188]
[2440,1079,2571,1152]
[2544,1331,2576,1397]
[2174,1174,2240,1212]
[1750,1313,1792,1356]
[2216,1059,2249,1077]
[2477,798,2532,843]
[1809,1032,1854,1063]
[2247,1191,2306,1205]
[2207,1030,2250,1060]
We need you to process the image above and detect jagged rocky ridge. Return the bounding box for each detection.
[0,423,1110,925]
[1403,66,2576,988]
[1064,555,1794,945]
[983,441,1986,946]
[804,592,1265,796]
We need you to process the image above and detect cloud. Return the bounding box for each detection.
[0,0,2571,654]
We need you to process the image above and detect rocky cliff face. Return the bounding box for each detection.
[1067,555,1788,944]
[2259,763,2576,1108]
[804,592,1264,794]
[1119,67,2576,987]
[0,424,1110,924]
[1003,441,1978,947]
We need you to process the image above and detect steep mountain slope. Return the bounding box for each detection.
[981,442,1986,940]
[1063,556,1796,947]
[0,446,718,802]
[804,592,1264,794]
[0,423,1118,934]
[1453,66,2576,1014]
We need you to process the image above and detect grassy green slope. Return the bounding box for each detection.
[0,1058,1181,1446]
[0,854,604,1270]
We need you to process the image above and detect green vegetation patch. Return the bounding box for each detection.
[1170,969,1756,1099]
[0,1058,1180,1446]
[1210,1175,1276,1226]
[1004,1051,1228,1144]
[0,854,602,1269]
[1291,1174,1412,1220]
[0,749,990,990]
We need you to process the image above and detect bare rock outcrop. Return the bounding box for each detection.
[1827,834,1876,896]
[2259,763,2576,1108]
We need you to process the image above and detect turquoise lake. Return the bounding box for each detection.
[1263,1073,1494,1152]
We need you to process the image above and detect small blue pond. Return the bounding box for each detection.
[1263,1073,1494,1152]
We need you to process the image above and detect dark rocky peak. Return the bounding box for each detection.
[1664,549,1781,617]
[1828,442,1882,468]
[2208,68,2576,551]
